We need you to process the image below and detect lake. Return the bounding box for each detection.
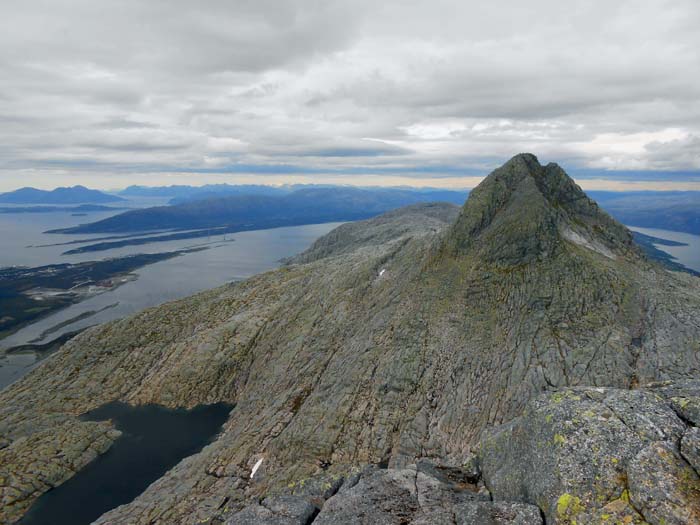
[19,401,232,525]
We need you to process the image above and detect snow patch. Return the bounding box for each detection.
[250,457,264,479]
[561,227,616,259]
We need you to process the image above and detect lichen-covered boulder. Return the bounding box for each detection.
[283,471,346,507]
[627,441,700,525]
[453,501,542,524]
[656,380,700,426]
[478,382,700,524]
[586,497,647,525]
[681,426,700,473]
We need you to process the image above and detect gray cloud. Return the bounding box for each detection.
[1,0,700,190]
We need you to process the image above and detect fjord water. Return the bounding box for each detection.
[0,209,342,388]
[1,222,343,349]
[0,210,123,267]
[0,216,340,348]
[629,226,700,272]
[20,402,231,525]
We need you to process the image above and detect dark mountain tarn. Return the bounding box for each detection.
[19,402,231,525]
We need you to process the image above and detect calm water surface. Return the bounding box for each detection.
[628,226,700,273]
[20,402,232,525]
[0,210,342,387]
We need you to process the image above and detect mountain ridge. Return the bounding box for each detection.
[47,187,469,234]
[0,185,124,204]
[1,155,699,524]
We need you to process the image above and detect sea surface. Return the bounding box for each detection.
[628,226,700,273]
[0,209,341,388]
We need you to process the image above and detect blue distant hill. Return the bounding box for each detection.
[48,185,700,236]
[119,183,288,201]
[589,190,700,235]
[0,185,125,204]
[50,186,469,234]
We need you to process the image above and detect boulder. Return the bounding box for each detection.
[681,426,700,473]
[454,501,542,524]
[627,441,700,525]
[312,465,540,524]
[478,382,700,524]
[225,495,317,525]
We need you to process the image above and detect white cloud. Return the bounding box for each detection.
[0,0,700,189]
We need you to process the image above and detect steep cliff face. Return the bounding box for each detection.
[1,155,699,524]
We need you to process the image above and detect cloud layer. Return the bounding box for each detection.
[1,0,700,189]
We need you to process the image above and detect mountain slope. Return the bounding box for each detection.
[1,155,699,524]
[285,202,460,265]
[0,186,124,204]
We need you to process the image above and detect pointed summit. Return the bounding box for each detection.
[443,153,636,265]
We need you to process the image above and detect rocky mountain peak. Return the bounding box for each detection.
[443,153,636,265]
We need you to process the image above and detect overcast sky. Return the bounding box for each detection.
[1,0,700,191]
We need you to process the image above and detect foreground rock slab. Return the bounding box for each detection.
[225,495,318,525]
[227,465,542,525]
[479,381,700,524]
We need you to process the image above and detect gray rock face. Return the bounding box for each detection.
[628,441,700,525]
[657,380,700,425]
[1,154,700,523]
[454,501,543,525]
[285,202,460,265]
[681,426,700,473]
[224,495,317,525]
[479,382,700,524]
[309,465,541,525]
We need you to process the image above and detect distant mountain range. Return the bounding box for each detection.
[589,190,700,235]
[0,204,125,214]
[49,187,470,235]
[4,183,699,236]
[120,183,470,206]
[119,183,289,202]
[0,186,124,204]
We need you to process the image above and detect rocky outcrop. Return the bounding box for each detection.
[312,466,541,525]
[0,420,119,521]
[224,463,542,525]
[682,427,700,472]
[221,380,700,524]
[1,154,700,523]
[479,381,700,524]
[224,495,318,525]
